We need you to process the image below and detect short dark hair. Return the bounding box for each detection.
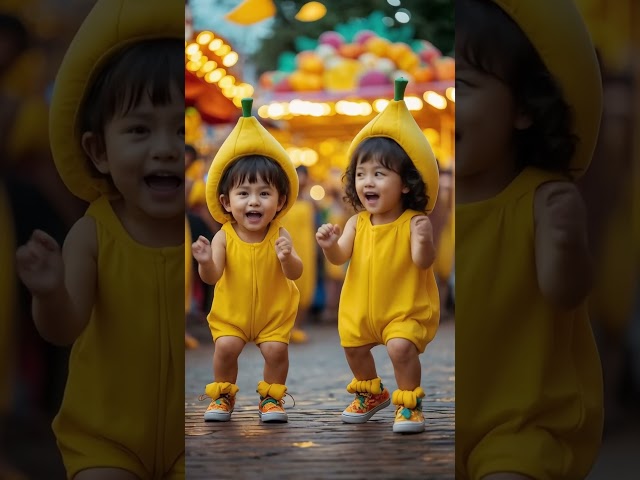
[343,137,429,212]
[457,0,578,175]
[218,155,290,214]
[78,38,184,182]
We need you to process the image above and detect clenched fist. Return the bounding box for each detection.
[192,235,213,264]
[16,230,64,296]
[316,223,341,250]
[412,215,433,243]
[275,236,293,262]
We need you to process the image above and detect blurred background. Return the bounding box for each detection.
[184,0,456,347]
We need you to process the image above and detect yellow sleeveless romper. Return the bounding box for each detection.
[52,196,185,479]
[338,209,440,353]
[455,167,603,479]
[185,217,192,313]
[280,199,316,309]
[208,220,299,344]
[0,184,16,414]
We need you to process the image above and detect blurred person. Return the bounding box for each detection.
[193,98,301,423]
[455,0,603,478]
[14,0,185,477]
[316,79,440,434]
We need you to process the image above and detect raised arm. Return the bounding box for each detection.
[276,227,303,280]
[534,181,592,309]
[316,214,357,266]
[16,217,97,346]
[410,215,436,269]
[193,229,226,285]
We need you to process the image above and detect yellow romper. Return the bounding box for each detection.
[52,196,185,479]
[185,217,192,313]
[455,167,603,479]
[208,220,299,344]
[280,199,317,310]
[338,209,440,353]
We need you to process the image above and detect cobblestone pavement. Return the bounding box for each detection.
[185,318,455,479]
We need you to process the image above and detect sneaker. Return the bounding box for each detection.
[258,396,288,423]
[203,394,235,422]
[392,400,425,433]
[341,388,390,423]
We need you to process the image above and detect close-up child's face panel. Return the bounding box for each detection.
[355,157,407,214]
[97,82,185,220]
[221,175,286,231]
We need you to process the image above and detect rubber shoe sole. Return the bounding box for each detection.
[341,398,390,424]
[204,408,233,422]
[392,419,425,433]
[259,410,288,423]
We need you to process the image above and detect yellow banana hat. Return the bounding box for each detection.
[205,98,299,224]
[347,78,439,213]
[49,0,183,202]
[492,0,602,177]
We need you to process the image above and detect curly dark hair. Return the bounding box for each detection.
[343,137,429,212]
[457,0,578,176]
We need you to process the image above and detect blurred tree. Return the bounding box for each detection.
[251,0,453,74]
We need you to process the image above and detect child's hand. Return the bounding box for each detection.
[316,223,341,249]
[16,230,64,296]
[192,235,213,264]
[536,182,586,237]
[413,215,433,243]
[275,236,293,262]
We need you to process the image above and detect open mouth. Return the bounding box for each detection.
[364,192,380,203]
[246,211,263,221]
[144,172,183,191]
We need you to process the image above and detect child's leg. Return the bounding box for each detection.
[213,336,246,383]
[258,341,288,384]
[344,344,378,379]
[74,468,140,479]
[386,338,421,390]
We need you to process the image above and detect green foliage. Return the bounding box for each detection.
[251,0,453,75]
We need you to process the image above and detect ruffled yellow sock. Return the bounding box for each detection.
[392,386,425,409]
[201,381,239,401]
[256,380,287,401]
[346,377,383,394]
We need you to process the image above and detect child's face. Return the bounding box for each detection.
[355,158,408,216]
[83,85,185,220]
[455,55,529,178]
[220,175,286,232]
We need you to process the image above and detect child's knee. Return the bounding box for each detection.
[260,341,288,362]
[386,338,418,363]
[214,336,245,359]
[344,344,374,360]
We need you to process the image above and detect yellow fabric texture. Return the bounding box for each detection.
[208,220,299,344]
[204,382,239,401]
[347,82,439,213]
[346,377,382,395]
[48,0,183,202]
[492,0,601,178]
[0,184,15,413]
[338,210,440,353]
[256,381,287,400]
[185,218,191,313]
[52,196,184,480]
[279,199,317,309]
[205,110,299,224]
[455,168,603,480]
[392,387,425,409]
[434,208,454,281]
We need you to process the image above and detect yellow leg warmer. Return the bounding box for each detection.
[346,377,383,395]
[256,381,287,401]
[392,387,425,409]
[204,382,239,401]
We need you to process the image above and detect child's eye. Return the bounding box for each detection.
[375,171,384,177]
[356,172,363,177]
[126,125,149,134]
[261,192,270,197]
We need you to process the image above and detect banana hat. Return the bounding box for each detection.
[49,0,183,202]
[205,98,299,224]
[347,78,439,213]
[491,0,602,178]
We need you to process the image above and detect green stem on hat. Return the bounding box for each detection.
[241,98,253,117]
[394,78,408,101]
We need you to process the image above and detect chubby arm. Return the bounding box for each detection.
[316,214,357,266]
[410,215,436,269]
[16,217,97,346]
[276,227,303,280]
[193,229,226,285]
[534,181,592,309]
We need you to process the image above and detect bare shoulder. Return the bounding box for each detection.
[211,228,227,247]
[63,215,97,257]
[534,181,585,223]
[345,214,359,230]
